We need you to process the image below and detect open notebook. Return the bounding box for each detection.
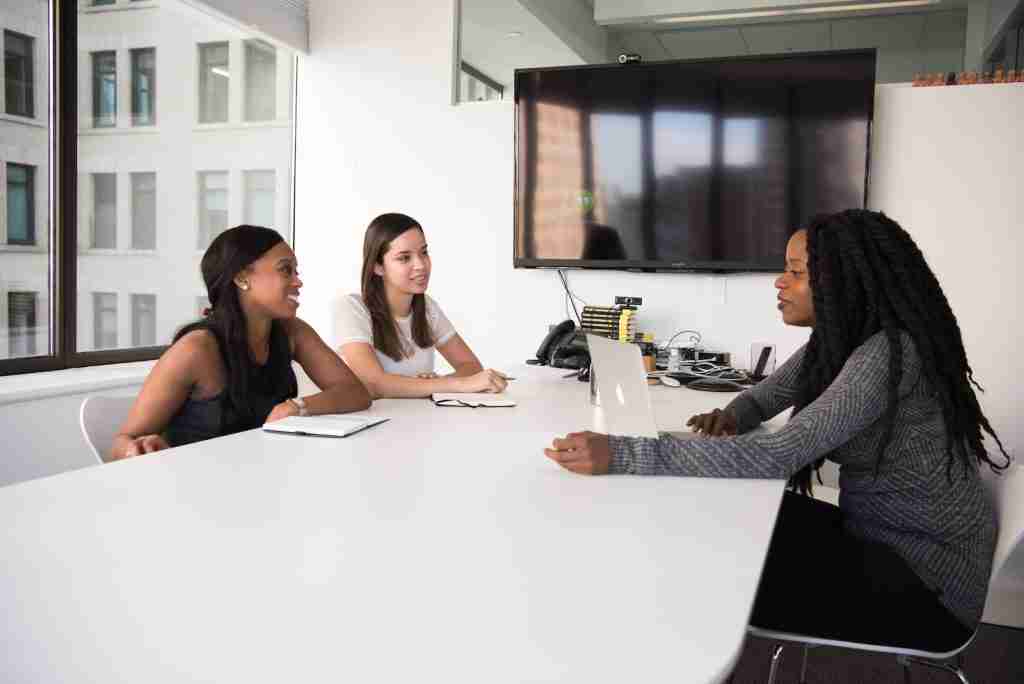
[262,414,390,437]
[431,393,516,408]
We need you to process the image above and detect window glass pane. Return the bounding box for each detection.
[92,173,117,249]
[245,40,276,121]
[131,172,156,249]
[7,292,38,358]
[199,42,229,123]
[1,1,51,364]
[76,1,295,354]
[92,51,116,127]
[131,48,156,126]
[198,171,228,248]
[131,293,156,346]
[4,30,35,117]
[244,170,275,228]
[6,163,35,244]
[92,292,117,350]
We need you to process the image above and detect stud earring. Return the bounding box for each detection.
[239,282,250,291]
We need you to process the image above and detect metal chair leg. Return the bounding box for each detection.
[799,644,810,683]
[901,656,971,684]
[767,644,785,684]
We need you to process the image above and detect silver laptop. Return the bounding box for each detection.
[586,334,660,438]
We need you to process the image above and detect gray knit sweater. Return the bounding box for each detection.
[608,331,996,628]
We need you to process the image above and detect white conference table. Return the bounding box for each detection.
[1,365,787,684]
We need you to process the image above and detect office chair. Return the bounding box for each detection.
[748,464,1024,684]
[79,395,136,464]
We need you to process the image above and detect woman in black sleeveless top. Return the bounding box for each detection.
[111,225,371,459]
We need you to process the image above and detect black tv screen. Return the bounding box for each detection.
[514,50,876,272]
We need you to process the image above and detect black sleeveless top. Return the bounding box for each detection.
[165,323,298,447]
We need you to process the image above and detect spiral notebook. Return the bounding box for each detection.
[262,414,390,437]
[431,393,516,408]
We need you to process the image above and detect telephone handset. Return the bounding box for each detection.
[529,319,590,369]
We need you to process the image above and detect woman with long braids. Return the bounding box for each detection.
[111,225,371,459]
[544,209,1010,650]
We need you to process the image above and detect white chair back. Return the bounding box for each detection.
[982,463,1024,582]
[79,395,136,464]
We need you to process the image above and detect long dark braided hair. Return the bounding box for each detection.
[788,209,1010,494]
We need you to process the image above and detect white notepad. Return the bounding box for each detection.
[431,393,516,408]
[262,414,390,437]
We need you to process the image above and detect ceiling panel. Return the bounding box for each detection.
[657,27,749,59]
[831,14,927,49]
[615,30,673,60]
[740,20,831,55]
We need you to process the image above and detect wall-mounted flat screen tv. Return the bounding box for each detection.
[514,49,876,272]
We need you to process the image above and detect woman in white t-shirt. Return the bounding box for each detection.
[335,212,507,398]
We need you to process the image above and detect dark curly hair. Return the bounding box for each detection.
[788,209,1009,494]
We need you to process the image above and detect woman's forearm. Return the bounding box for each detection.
[303,379,372,414]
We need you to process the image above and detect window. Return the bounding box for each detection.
[92,51,117,127]
[92,292,118,350]
[198,42,229,123]
[7,292,38,358]
[131,172,156,249]
[131,48,156,126]
[198,171,228,248]
[92,173,117,249]
[6,163,35,245]
[244,170,275,228]
[2,0,298,374]
[131,294,156,347]
[245,40,276,121]
[4,30,34,117]
[459,62,503,103]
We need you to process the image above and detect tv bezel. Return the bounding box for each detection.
[512,48,876,274]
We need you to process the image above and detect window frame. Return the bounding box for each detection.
[0,3,298,376]
[130,47,156,126]
[6,162,36,245]
[4,29,36,118]
[91,49,117,128]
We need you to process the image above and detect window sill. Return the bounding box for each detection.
[79,126,162,136]
[0,360,153,407]
[0,245,46,254]
[194,120,291,132]
[0,113,46,128]
[79,248,160,256]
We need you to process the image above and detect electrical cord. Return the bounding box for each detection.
[661,329,702,351]
[556,269,585,326]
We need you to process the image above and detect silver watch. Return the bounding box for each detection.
[289,396,309,416]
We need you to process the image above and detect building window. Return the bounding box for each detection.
[4,30,35,118]
[198,42,229,124]
[92,51,117,128]
[93,0,116,5]
[131,172,156,250]
[243,170,275,228]
[7,292,38,358]
[6,163,35,245]
[131,294,156,347]
[92,292,118,350]
[92,173,117,249]
[245,40,276,121]
[198,171,228,248]
[130,48,156,126]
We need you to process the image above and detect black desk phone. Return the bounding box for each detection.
[529,320,590,369]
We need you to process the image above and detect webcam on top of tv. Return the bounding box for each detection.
[617,53,642,65]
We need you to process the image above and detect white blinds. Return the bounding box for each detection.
[184,0,310,53]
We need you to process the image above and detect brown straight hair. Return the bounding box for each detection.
[360,213,434,362]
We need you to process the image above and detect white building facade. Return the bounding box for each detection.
[0,0,295,361]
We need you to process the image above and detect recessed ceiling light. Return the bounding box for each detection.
[505,31,523,38]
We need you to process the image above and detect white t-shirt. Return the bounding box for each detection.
[335,293,457,376]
